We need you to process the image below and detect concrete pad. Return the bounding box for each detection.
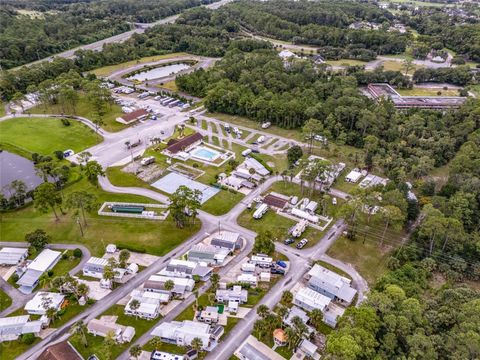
[39,328,57,339]
[160,300,182,316]
[227,307,251,319]
[139,351,151,360]
[0,266,15,281]
[218,314,228,326]
[76,278,111,300]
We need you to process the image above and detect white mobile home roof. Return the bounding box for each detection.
[86,257,109,267]
[0,247,28,265]
[25,292,65,314]
[345,169,363,183]
[295,287,331,310]
[27,249,61,272]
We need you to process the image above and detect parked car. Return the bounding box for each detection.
[296,238,309,249]
[271,267,285,275]
[332,197,337,205]
[284,238,295,245]
[276,260,287,268]
[224,123,231,132]
[261,122,271,129]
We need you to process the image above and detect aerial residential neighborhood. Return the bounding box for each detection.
[0,0,479,359]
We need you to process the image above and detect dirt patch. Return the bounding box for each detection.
[122,162,164,183]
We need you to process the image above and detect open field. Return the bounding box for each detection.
[326,59,369,67]
[0,117,100,156]
[381,60,423,75]
[0,177,200,257]
[327,235,394,285]
[201,189,245,216]
[90,52,189,77]
[1,338,41,360]
[28,94,126,132]
[396,87,460,96]
[0,289,12,312]
[106,166,161,192]
[70,305,158,360]
[159,80,179,92]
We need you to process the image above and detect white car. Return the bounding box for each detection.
[261,122,271,129]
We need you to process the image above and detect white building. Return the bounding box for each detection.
[125,289,168,319]
[151,351,185,360]
[307,264,357,305]
[187,245,229,265]
[87,318,135,343]
[294,287,331,312]
[151,320,212,350]
[24,292,65,315]
[278,50,299,60]
[250,255,273,268]
[82,257,108,279]
[144,275,195,296]
[359,174,388,189]
[159,259,212,281]
[237,273,258,287]
[216,285,248,308]
[210,231,241,252]
[0,315,42,342]
[16,249,61,294]
[345,169,363,183]
[0,247,28,266]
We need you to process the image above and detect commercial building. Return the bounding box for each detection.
[293,287,331,312]
[0,247,28,266]
[82,257,108,279]
[151,320,212,350]
[307,264,357,305]
[116,108,149,124]
[367,83,466,109]
[25,292,65,315]
[0,315,43,342]
[210,231,242,252]
[164,133,204,157]
[16,249,61,294]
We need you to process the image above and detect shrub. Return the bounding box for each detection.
[54,150,64,160]
[73,248,82,258]
[62,252,69,260]
[47,270,54,277]
[61,118,71,126]
[21,333,35,344]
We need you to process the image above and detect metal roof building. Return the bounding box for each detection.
[307,264,357,305]
[210,231,242,251]
[0,247,28,266]
[17,249,61,294]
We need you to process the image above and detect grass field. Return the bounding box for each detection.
[106,166,161,192]
[326,59,369,67]
[159,80,179,92]
[71,305,158,360]
[0,102,6,117]
[0,117,100,156]
[397,87,460,96]
[327,235,393,285]
[90,53,189,77]
[28,94,126,132]
[381,60,423,75]
[201,189,245,216]
[0,289,12,312]
[0,176,200,256]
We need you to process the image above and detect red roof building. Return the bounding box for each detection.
[165,132,203,155]
[37,341,83,360]
[116,109,149,124]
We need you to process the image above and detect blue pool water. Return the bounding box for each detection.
[192,147,219,161]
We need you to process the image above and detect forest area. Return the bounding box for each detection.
[0,0,217,69]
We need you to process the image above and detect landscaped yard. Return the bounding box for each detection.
[0,117,100,156]
[28,94,126,132]
[71,305,159,360]
[396,87,461,96]
[327,235,394,285]
[0,289,12,312]
[1,337,41,360]
[0,177,200,257]
[90,52,189,77]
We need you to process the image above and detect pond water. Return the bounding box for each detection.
[128,63,191,82]
[0,151,44,195]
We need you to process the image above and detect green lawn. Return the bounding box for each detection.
[396,87,460,96]
[201,189,244,216]
[1,337,41,360]
[381,60,423,75]
[0,289,12,312]
[28,94,126,132]
[0,117,100,156]
[106,166,161,192]
[90,52,189,77]
[238,208,296,239]
[326,59,369,67]
[0,102,6,117]
[71,305,159,360]
[0,177,200,257]
[175,292,211,321]
[327,236,391,285]
[48,250,82,279]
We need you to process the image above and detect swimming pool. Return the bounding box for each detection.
[190,146,221,162]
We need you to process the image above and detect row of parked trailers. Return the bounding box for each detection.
[156,96,189,109]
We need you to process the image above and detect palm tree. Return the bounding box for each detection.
[46,307,58,324]
[118,249,130,268]
[257,304,270,318]
[280,290,293,306]
[190,337,203,353]
[210,273,220,290]
[164,280,175,292]
[70,321,89,347]
[77,283,90,302]
[285,327,296,350]
[310,308,323,328]
[129,344,142,359]
[129,299,141,318]
[276,305,289,320]
[150,336,163,351]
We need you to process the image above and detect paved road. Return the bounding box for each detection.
[17,0,235,69]
[0,243,91,317]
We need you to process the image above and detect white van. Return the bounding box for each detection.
[140,156,155,166]
[242,149,252,157]
[257,135,266,143]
